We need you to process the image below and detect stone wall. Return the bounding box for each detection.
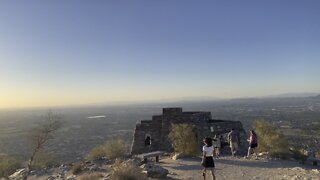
[131,108,247,155]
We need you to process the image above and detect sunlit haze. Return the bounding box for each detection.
[1,0,319,108]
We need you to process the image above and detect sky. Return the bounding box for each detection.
[0,0,319,108]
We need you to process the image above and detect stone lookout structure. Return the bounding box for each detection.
[131,107,247,155]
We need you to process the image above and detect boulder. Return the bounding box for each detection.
[9,168,27,180]
[311,169,319,174]
[140,163,168,178]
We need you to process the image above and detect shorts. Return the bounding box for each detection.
[250,143,258,148]
[230,142,238,149]
[204,156,215,168]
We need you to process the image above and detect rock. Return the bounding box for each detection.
[172,153,181,160]
[291,167,305,172]
[66,175,77,180]
[89,165,99,171]
[311,169,319,174]
[46,176,55,180]
[9,168,27,180]
[126,158,141,166]
[141,163,169,178]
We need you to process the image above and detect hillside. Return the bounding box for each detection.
[18,156,320,180]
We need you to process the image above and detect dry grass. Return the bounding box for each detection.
[110,160,148,180]
[0,155,21,178]
[71,162,83,175]
[78,172,104,180]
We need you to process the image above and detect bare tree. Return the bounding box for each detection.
[24,111,62,180]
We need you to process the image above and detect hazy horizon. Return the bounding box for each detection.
[0,92,319,110]
[1,0,319,108]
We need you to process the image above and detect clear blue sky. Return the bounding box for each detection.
[0,0,319,108]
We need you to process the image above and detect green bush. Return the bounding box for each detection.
[87,139,128,161]
[110,160,148,180]
[168,123,199,156]
[30,151,58,170]
[253,119,290,158]
[0,155,21,178]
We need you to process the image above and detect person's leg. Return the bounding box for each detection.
[216,148,220,157]
[203,168,206,180]
[210,168,216,180]
[230,143,234,156]
[247,147,252,157]
[234,143,238,155]
[253,148,258,158]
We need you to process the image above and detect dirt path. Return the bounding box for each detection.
[159,156,320,180]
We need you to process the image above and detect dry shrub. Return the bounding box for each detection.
[87,139,127,161]
[30,151,58,170]
[253,119,290,158]
[78,172,103,180]
[289,146,308,163]
[71,163,83,175]
[87,145,106,161]
[110,160,147,180]
[0,155,21,178]
[104,139,127,160]
[168,123,199,156]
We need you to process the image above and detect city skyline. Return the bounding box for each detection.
[0,0,319,108]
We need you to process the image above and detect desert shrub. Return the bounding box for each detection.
[0,155,21,178]
[110,160,148,180]
[253,119,290,158]
[78,172,103,180]
[87,139,128,160]
[30,151,58,170]
[168,123,199,156]
[87,145,107,161]
[71,162,83,175]
[104,139,128,160]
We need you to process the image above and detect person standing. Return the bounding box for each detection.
[213,135,221,158]
[202,137,216,180]
[228,129,239,157]
[247,130,258,158]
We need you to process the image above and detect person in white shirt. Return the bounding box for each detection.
[202,137,216,180]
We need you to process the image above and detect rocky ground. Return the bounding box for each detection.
[8,156,320,180]
[161,156,320,180]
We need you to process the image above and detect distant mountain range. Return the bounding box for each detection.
[261,92,320,98]
[156,92,320,103]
